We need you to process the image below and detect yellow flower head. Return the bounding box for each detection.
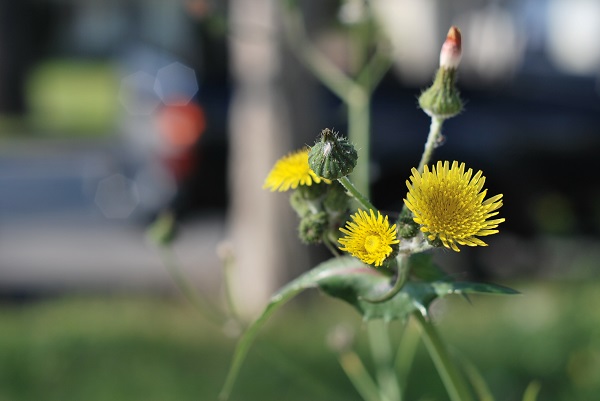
[404,161,505,252]
[338,209,400,267]
[263,149,330,192]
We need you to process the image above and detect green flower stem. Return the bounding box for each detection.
[258,343,347,401]
[522,381,542,401]
[338,176,376,211]
[338,350,382,401]
[347,86,371,198]
[394,318,420,394]
[159,246,225,326]
[457,353,495,401]
[323,232,341,257]
[357,37,394,95]
[413,312,474,401]
[219,244,242,323]
[367,320,402,401]
[417,116,445,173]
[281,1,389,198]
[281,2,354,100]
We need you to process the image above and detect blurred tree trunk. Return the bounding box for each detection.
[227,0,307,318]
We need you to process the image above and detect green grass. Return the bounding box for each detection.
[0,282,598,401]
[25,60,119,137]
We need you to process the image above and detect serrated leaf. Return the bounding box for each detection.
[220,256,518,400]
[409,253,448,281]
[439,281,520,295]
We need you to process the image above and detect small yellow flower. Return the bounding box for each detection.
[338,209,400,267]
[263,149,329,192]
[404,161,505,252]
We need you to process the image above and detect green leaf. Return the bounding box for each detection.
[220,256,518,400]
[441,281,520,295]
[409,253,447,281]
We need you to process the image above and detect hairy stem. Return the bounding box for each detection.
[417,117,444,173]
[338,176,376,211]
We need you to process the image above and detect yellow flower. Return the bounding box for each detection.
[338,209,400,267]
[404,161,505,252]
[263,149,329,192]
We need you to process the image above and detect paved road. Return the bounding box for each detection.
[0,140,226,294]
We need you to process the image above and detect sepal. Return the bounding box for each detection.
[308,128,358,180]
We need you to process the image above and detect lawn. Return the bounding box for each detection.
[0,281,597,401]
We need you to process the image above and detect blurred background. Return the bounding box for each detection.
[0,0,599,400]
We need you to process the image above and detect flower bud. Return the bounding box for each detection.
[289,190,311,218]
[299,211,328,244]
[427,236,443,248]
[418,26,463,119]
[308,128,358,180]
[323,181,351,214]
[439,26,462,70]
[396,208,419,239]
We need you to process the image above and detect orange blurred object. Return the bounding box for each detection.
[184,0,212,19]
[157,102,207,150]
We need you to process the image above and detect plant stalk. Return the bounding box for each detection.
[347,86,371,198]
[338,176,376,211]
[417,117,444,173]
[413,312,474,401]
[160,246,225,326]
[367,320,402,401]
[338,350,382,401]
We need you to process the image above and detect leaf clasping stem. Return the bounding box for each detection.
[360,255,408,304]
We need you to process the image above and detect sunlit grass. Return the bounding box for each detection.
[25,60,119,137]
[0,282,597,401]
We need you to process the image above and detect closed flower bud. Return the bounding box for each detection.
[397,209,419,239]
[418,26,463,119]
[290,183,329,218]
[398,220,419,239]
[427,236,444,248]
[299,211,328,244]
[439,26,462,70]
[323,182,351,213]
[289,190,311,218]
[297,180,329,200]
[308,128,358,180]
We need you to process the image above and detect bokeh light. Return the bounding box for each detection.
[154,62,199,106]
[156,103,206,151]
[94,174,140,219]
[118,71,161,116]
[547,0,600,76]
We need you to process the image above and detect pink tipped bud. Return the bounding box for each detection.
[439,26,462,69]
